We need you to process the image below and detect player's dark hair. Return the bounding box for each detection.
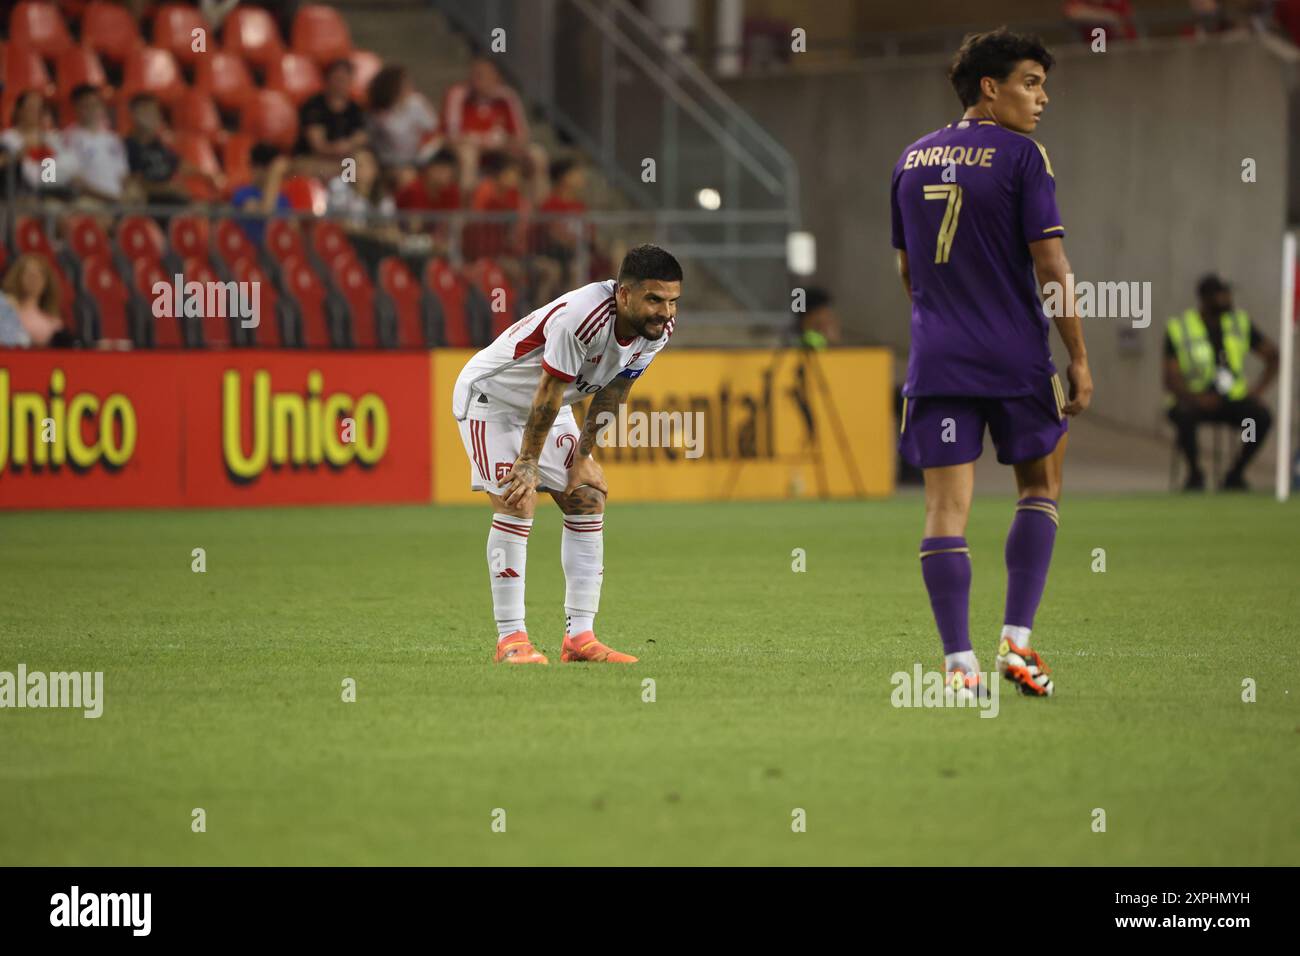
[618,244,682,287]
[948,28,1054,108]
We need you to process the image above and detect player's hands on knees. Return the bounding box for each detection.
[1063,359,1093,416]
[502,457,541,507]
[565,454,607,496]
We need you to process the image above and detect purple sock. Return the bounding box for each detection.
[920,536,972,655]
[1004,497,1059,629]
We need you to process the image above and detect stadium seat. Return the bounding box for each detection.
[290,5,353,67]
[349,49,382,103]
[117,215,167,265]
[280,173,326,213]
[132,257,186,347]
[194,49,254,112]
[214,218,256,271]
[2,50,55,125]
[173,131,224,201]
[465,258,518,338]
[230,255,284,346]
[81,1,141,67]
[152,3,208,67]
[335,256,379,348]
[222,6,285,71]
[238,89,298,151]
[171,89,222,139]
[169,214,210,266]
[309,219,355,269]
[82,253,133,344]
[265,218,307,264]
[266,51,322,107]
[183,257,232,347]
[63,214,111,262]
[53,261,79,333]
[378,257,428,348]
[9,2,73,62]
[55,45,108,120]
[221,133,254,189]
[280,253,334,347]
[424,258,471,347]
[14,216,58,262]
[121,46,187,106]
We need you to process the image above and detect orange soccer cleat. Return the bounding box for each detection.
[560,630,638,663]
[494,632,549,665]
[995,638,1054,696]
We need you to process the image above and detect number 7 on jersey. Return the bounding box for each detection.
[923,184,963,264]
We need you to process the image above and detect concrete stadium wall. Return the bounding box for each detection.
[721,36,1299,437]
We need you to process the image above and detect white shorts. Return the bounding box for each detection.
[457,405,581,494]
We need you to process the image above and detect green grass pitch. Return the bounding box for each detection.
[1,494,1296,866]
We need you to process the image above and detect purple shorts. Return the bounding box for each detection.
[899,374,1068,469]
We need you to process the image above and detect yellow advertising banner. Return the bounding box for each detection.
[431,348,894,504]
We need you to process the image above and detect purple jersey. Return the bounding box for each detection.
[891,118,1065,397]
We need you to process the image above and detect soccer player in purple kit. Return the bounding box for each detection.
[890,29,1093,699]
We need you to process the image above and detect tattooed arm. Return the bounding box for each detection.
[502,370,568,506]
[577,375,633,459]
[556,374,632,499]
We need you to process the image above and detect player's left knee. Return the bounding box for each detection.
[562,485,606,515]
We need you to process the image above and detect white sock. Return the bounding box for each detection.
[945,650,978,674]
[1001,625,1031,649]
[488,513,532,640]
[561,513,603,636]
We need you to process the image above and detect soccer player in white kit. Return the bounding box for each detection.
[452,244,681,664]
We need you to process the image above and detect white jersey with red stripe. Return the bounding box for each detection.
[452,279,673,422]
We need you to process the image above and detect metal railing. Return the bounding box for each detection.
[431,0,801,325]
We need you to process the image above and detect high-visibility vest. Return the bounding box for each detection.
[1166,308,1250,400]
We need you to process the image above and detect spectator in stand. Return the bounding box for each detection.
[441,55,548,201]
[464,149,529,294]
[796,286,842,350]
[296,59,370,179]
[366,65,441,188]
[326,148,401,261]
[1062,0,1138,42]
[1,254,65,347]
[232,143,292,246]
[62,85,129,203]
[396,148,462,253]
[530,156,607,302]
[125,94,224,204]
[0,91,76,197]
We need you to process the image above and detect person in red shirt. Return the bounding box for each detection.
[396,148,463,253]
[1062,0,1138,43]
[530,157,610,299]
[441,55,549,201]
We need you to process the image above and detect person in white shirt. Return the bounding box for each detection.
[61,85,128,202]
[452,244,681,666]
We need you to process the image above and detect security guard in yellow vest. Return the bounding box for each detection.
[1164,274,1279,491]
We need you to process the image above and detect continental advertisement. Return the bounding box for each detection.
[0,348,891,509]
[432,348,893,504]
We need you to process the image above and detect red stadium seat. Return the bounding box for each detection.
[117,214,167,264]
[133,257,184,347]
[378,257,425,348]
[10,2,73,62]
[15,216,58,260]
[310,219,354,268]
[349,49,382,103]
[121,47,187,106]
[221,132,254,189]
[465,258,517,338]
[194,49,254,111]
[230,255,282,345]
[265,218,306,264]
[171,89,222,138]
[214,218,256,269]
[63,213,111,261]
[183,256,232,347]
[81,1,141,66]
[280,253,332,347]
[291,4,352,67]
[238,89,298,152]
[55,46,108,120]
[169,214,210,265]
[83,253,132,344]
[424,258,471,348]
[2,50,54,125]
[173,131,223,201]
[335,256,377,347]
[266,51,322,107]
[152,3,208,67]
[280,173,326,213]
[222,6,285,70]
